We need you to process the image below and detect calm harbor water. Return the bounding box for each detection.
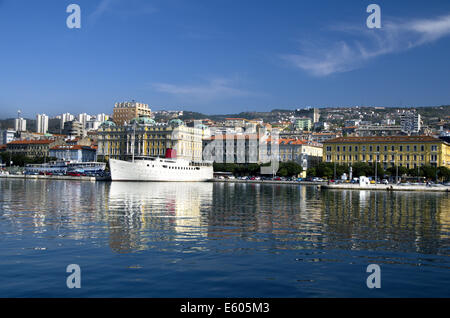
[0,179,449,297]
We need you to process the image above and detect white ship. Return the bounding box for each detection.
[109,156,213,181]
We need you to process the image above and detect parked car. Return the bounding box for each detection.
[381,179,388,184]
[67,172,81,177]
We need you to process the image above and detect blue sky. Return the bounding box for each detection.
[1,0,450,118]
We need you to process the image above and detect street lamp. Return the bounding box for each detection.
[334,159,336,180]
[396,156,399,184]
[374,152,379,185]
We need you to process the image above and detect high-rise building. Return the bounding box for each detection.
[0,130,15,144]
[36,114,49,134]
[96,113,108,123]
[400,112,421,134]
[112,101,152,126]
[293,117,312,131]
[60,113,75,130]
[77,113,91,129]
[14,118,27,132]
[313,108,320,123]
[63,120,84,137]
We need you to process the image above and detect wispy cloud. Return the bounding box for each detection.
[282,14,450,76]
[89,0,116,22]
[152,78,257,102]
[89,0,156,23]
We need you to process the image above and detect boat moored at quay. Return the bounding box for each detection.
[25,161,106,175]
[109,156,213,182]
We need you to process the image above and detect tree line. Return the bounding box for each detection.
[213,161,450,181]
[0,152,57,167]
[306,162,450,181]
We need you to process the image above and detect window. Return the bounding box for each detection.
[431,145,438,151]
[355,155,358,161]
[413,145,417,152]
[399,146,403,152]
[406,145,410,152]
[342,146,346,152]
[421,145,424,151]
[337,146,340,152]
[349,146,352,152]
[355,146,358,152]
[369,146,373,152]
[376,146,380,152]
[391,146,395,151]
[384,146,387,152]
[362,146,366,152]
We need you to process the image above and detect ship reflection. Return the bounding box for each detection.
[106,182,213,253]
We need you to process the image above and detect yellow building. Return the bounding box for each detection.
[323,136,450,169]
[97,118,205,161]
[279,138,322,165]
[112,101,152,126]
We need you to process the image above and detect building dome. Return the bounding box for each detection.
[169,118,184,127]
[130,116,156,126]
[195,123,208,130]
[100,120,116,128]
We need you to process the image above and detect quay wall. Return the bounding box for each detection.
[321,184,450,192]
[0,174,96,182]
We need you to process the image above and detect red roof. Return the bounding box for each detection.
[324,135,442,144]
[8,139,54,145]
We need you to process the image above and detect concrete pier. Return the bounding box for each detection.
[321,183,449,192]
[0,174,96,182]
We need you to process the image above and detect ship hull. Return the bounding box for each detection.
[109,158,213,182]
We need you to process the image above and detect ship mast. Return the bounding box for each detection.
[131,121,136,163]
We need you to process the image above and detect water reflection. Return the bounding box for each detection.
[0,180,448,257]
[320,190,450,256]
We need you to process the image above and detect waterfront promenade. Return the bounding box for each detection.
[0,174,96,182]
[321,183,450,192]
[1,174,449,192]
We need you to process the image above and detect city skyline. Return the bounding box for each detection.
[1,0,450,117]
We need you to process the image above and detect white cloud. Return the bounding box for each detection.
[283,14,450,76]
[89,0,116,21]
[152,78,255,102]
[89,0,156,22]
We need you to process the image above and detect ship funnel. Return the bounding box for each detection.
[165,148,177,158]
